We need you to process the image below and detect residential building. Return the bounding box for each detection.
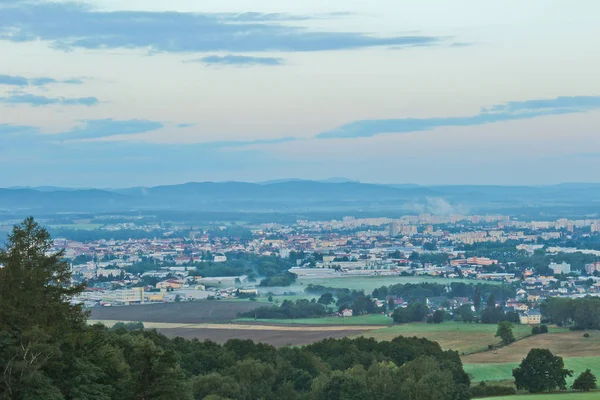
[549,262,571,275]
[467,257,498,266]
[341,309,353,317]
[156,279,184,289]
[586,262,600,275]
[103,287,144,305]
[97,268,121,278]
[519,310,542,325]
[388,221,401,237]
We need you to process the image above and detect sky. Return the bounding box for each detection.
[1,0,600,187]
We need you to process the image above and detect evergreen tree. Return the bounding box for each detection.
[0,217,86,335]
[473,287,482,311]
[0,217,88,398]
[486,293,496,308]
[573,369,597,391]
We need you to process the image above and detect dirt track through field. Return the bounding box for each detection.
[89,320,383,331]
[89,301,261,324]
[462,330,600,364]
[88,319,377,347]
[88,302,382,346]
[155,327,369,347]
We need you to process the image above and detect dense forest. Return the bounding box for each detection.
[240,299,329,319]
[0,218,472,399]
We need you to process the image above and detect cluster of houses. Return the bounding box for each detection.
[73,276,259,307]
[53,212,600,323]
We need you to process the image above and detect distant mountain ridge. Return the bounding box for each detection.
[259,177,359,185]
[2,180,600,214]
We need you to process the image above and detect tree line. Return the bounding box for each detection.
[541,296,600,330]
[371,282,515,304]
[239,299,328,319]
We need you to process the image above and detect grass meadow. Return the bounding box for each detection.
[479,392,600,400]
[465,356,600,387]
[357,322,534,354]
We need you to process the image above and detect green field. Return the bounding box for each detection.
[234,314,393,325]
[480,392,599,400]
[269,293,316,302]
[465,356,600,386]
[288,275,498,295]
[359,322,534,354]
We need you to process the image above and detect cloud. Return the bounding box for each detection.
[3,119,163,142]
[482,96,600,113]
[1,119,166,147]
[0,1,442,53]
[450,42,474,47]
[191,55,285,67]
[0,123,39,136]
[207,137,297,148]
[0,73,84,86]
[0,74,28,86]
[63,78,84,84]
[29,77,57,86]
[212,11,354,22]
[53,119,165,141]
[317,95,600,139]
[176,123,196,128]
[0,94,99,107]
[2,117,298,150]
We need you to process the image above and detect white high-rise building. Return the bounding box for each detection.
[388,221,401,237]
[549,262,571,275]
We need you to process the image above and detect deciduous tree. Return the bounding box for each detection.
[513,349,572,393]
[496,321,515,345]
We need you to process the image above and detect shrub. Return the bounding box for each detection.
[532,326,540,335]
[539,325,548,334]
[110,321,144,331]
[470,382,516,398]
[584,333,590,338]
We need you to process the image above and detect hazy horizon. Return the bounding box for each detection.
[5,179,600,191]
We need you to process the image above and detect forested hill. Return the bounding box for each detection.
[2,181,600,214]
